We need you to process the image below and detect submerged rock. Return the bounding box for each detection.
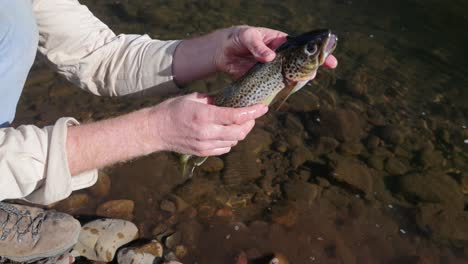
[345,70,369,97]
[96,199,135,221]
[378,125,406,145]
[398,171,464,209]
[384,157,408,175]
[307,109,365,142]
[291,146,314,169]
[283,182,320,207]
[312,136,339,155]
[416,204,468,247]
[73,219,138,262]
[200,156,224,173]
[222,148,261,185]
[329,155,373,197]
[54,193,90,215]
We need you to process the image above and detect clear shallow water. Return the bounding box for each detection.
[15,0,468,263]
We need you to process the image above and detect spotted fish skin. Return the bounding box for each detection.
[214,58,284,107]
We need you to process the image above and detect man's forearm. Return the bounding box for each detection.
[173,30,225,86]
[66,108,158,176]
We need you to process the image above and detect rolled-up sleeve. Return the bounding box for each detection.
[0,118,97,205]
[33,0,182,97]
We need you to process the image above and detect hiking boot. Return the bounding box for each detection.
[0,202,81,263]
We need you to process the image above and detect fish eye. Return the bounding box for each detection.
[306,43,318,54]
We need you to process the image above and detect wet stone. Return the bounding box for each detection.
[96,199,135,221]
[416,204,468,247]
[291,146,314,169]
[417,149,444,168]
[329,155,373,197]
[365,135,381,150]
[200,156,224,173]
[284,113,304,131]
[270,202,299,228]
[384,157,408,175]
[175,178,215,202]
[286,134,303,148]
[366,155,385,171]
[73,219,138,262]
[283,182,320,207]
[174,245,188,259]
[398,171,464,209]
[345,70,371,97]
[366,109,386,126]
[338,142,364,156]
[312,136,339,155]
[117,240,163,264]
[378,125,406,145]
[54,193,90,215]
[308,109,365,143]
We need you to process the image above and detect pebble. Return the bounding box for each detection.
[73,219,138,262]
[117,240,164,264]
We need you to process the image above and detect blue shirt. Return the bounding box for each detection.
[0,0,38,128]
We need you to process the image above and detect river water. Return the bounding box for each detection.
[15,0,468,263]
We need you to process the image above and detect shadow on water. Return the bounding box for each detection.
[14,0,468,262]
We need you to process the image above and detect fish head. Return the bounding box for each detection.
[278,29,338,81]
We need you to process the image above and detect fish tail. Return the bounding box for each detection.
[180,154,208,178]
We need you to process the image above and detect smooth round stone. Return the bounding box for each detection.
[73,219,138,262]
[117,240,163,264]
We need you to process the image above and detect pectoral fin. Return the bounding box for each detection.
[276,80,309,110]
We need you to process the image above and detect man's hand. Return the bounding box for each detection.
[214,26,338,78]
[147,93,268,156]
[173,25,338,85]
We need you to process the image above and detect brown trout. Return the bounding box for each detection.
[182,29,338,177]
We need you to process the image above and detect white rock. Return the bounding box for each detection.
[72,219,138,262]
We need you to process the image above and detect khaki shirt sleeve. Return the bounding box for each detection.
[0,118,97,205]
[33,0,182,97]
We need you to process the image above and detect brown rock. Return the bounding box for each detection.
[54,193,90,215]
[338,142,364,156]
[312,136,339,155]
[398,171,464,209]
[329,155,373,197]
[378,125,405,145]
[200,156,224,173]
[96,199,135,221]
[308,109,365,142]
[384,157,408,175]
[283,182,320,207]
[291,146,313,169]
[345,73,368,97]
[270,203,298,228]
[416,204,468,247]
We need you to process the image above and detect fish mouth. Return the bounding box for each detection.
[319,32,338,64]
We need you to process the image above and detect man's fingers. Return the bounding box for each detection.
[324,55,338,69]
[240,28,276,62]
[211,104,268,125]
